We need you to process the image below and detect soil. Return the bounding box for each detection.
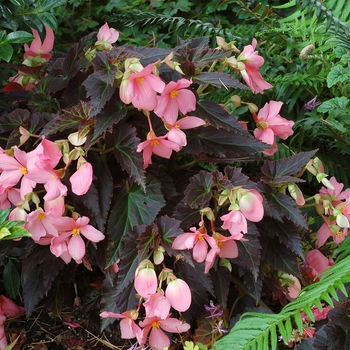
[5,306,129,350]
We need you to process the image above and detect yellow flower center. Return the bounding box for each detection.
[136,77,145,83]
[72,228,81,236]
[150,139,160,146]
[20,167,28,175]
[38,213,46,220]
[197,234,204,241]
[152,321,161,329]
[256,120,269,130]
[170,90,179,99]
[217,240,224,248]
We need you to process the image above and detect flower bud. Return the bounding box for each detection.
[134,260,158,298]
[165,278,191,312]
[230,95,241,107]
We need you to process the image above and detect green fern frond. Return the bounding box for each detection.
[109,11,225,39]
[214,254,350,350]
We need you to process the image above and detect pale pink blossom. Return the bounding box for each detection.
[134,266,158,298]
[69,157,93,195]
[96,22,119,50]
[221,210,247,239]
[44,196,65,217]
[24,26,54,60]
[0,187,21,210]
[25,209,58,241]
[319,176,350,204]
[253,101,294,156]
[305,249,334,281]
[136,131,180,169]
[125,64,165,111]
[50,216,105,263]
[165,278,191,312]
[139,315,190,350]
[316,219,348,248]
[154,79,196,124]
[143,292,171,319]
[172,226,219,263]
[165,116,206,148]
[238,189,264,222]
[100,310,141,340]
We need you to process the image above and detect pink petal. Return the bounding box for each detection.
[176,116,206,129]
[80,224,105,242]
[69,161,93,195]
[41,26,54,55]
[159,317,191,333]
[193,239,208,263]
[0,295,25,318]
[177,89,197,115]
[149,327,170,350]
[134,268,158,298]
[68,234,86,262]
[218,239,238,259]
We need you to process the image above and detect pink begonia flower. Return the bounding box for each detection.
[320,176,350,203]
[172,226,219,263]
[280,274,301,301]
[96,22,119,50]
[0,295,25,318]
[44,196,65,218]
[0,314,7,350]
[25,209,58,242]
[165,278,191,312]
[69,157,93,196]
[253,101,294,156]
[154,79,197,124]
[165,116,206,148]
[143,292,171,320]
[50,216,105,264]
[134,266,158,298]
[238,189,264,222]
[125,64,165,111]
[236,38,273,94]
[139,315,190,350]
[136,131,180,169]
[24,26,54,60]
[305,249,334,281]
[220,210,247,239]
[316,219,348,248]
[0,187,21,210]
[100,310,141,340]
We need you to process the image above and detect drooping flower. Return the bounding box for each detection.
[165,278,191,312]
[69,157,93,195]
[253,101,294,156]
[136,130,180,169]
[172,225,219,263]
[24,26,54,61]
[154,79,196,124]
[134,261,158,298]
[139,315,190,350]
[25,209,58,242]
[96,22,119,50]
[305,249,334,281]
[227,38,273,93]
[143,292,171,320]
[220,210,247,239]
[165,116,206,148]
[238,189,264,222]
[100,310,141,340]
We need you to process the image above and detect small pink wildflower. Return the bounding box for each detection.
[253,101,294,156]
[154,78,196,124]
[24,26,54,60]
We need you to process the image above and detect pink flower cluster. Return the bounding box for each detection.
[101,260,191,349]
[0,138,104,264]
[118,58,205,168]
[3,26,54,92]
[173,187,264,273]
[0,295,25,350]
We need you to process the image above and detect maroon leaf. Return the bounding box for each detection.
[194,72,248,90]
[184,170,214,209]
[0,109,30,133]
[92,51,118,85]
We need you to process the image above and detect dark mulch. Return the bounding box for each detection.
[5,306,129,350]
